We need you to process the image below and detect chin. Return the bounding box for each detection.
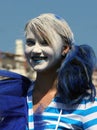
[33,66,46,72]
[32,63,49,72]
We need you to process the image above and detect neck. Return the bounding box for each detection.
[34,68,58,94]
[32,67,58,109]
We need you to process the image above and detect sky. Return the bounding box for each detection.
[0,0,97,57]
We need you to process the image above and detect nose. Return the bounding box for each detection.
[31,44,42,55]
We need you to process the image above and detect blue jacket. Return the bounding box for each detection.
[0,70,32,130]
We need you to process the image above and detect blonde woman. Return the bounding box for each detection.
[24,13,97,130]
[0,13,97,130]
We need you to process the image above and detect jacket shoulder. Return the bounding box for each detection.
[0,70,32,96]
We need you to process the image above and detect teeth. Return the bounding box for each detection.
[31,56,47,60]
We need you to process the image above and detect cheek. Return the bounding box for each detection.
[53,46,62,60]
[44,46,61,60]
[43,47,54,57]
[54,52,61,60]
[24,45,31,54]
[53,44,62,54]
[24,46,31,61]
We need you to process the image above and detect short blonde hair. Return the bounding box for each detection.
[25,13,74,46]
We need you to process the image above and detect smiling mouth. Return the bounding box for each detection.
[31,56,47,62]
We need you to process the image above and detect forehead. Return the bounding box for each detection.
[25,22,63,47]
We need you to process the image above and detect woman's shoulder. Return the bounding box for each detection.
[78,97,97,110]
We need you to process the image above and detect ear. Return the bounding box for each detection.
[62,45,70,56]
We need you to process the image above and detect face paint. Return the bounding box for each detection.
[25,30,63,72]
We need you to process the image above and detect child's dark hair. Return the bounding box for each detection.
[58,45,97,105]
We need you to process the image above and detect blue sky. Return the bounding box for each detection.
[0,0,97,56]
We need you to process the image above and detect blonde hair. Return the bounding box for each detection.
[25,13,74,46]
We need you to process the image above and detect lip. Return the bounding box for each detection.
[31,56,47,63]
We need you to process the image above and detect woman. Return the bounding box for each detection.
[0,13,97,130]
[24,13,97,130]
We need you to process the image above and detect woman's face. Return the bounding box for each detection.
[25,30,64,72]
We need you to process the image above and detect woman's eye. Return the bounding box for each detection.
[26,40,35,46]
[41,40,48,46]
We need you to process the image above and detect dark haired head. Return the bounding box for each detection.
[58,45,97,105]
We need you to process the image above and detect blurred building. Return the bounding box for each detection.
[0,39,36,80]
[92,68,97,96]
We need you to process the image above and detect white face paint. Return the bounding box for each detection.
[25,30,63,72]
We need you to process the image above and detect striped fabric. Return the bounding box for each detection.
[27,82,97,130]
